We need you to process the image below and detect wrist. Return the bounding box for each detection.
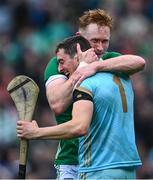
[38,127,48,139]
[67,76,76,89]
[77,62,88,69]
[35,127,41,139]
[98,60,105,71]
[91,61,102,72]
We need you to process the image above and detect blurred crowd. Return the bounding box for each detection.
[0,0,153,179]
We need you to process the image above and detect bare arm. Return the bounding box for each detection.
[76,43,145,75]
[46,77,73,116]
[17,100,93,139]
[87,55,145,76]
[46,70,85,115]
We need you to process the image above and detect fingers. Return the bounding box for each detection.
[72,73,82,86]
[71,69,86,87]
[75,76,85,87]
[77,46,98,63]
[17,130,23,138]
[17,120,24,129]
[77,43,82,55]
[16,120,38,139]
[85,49,98,62]
[32,120,38,126]
[16,120,31,138]
[17,120,24,137]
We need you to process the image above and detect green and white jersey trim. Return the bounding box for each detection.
[55,142,62,160]
[99,57,103,61]
[45,74,68,87]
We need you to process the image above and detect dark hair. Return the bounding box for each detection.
[55,35,91,58]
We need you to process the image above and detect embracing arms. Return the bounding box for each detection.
[46,55,145,115]
[45,43,145,115]
[90,55,145,76]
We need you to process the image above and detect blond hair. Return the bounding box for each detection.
[79,9,113,30]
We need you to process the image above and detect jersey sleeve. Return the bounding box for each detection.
[102,52,121,60]
[44,56,59,82]
[45,74,68,87]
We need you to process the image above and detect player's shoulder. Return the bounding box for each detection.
[45,56,58,68]
[44,56,58,81]
[102,51,121,60]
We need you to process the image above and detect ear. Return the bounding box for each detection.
[76,31,81,36]
[76,43,82,55]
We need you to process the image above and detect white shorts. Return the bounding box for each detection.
[55,165,78,180]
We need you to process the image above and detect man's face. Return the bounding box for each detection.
[57,48,78,77]
[79,23,110,58]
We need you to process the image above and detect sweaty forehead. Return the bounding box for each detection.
[81,23,110,40]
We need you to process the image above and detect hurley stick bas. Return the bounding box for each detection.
[7,75,39,179]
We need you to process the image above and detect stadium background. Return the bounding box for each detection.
[0,0,153,178]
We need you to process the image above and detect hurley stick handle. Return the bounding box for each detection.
[7,75,39,179]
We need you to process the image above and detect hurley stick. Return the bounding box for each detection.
[7,75,39,179]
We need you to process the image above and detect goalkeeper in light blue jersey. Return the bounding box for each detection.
[75,72,141,179]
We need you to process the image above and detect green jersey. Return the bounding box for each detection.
[44,52,121,165]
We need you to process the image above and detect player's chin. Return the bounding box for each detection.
[65,72,70,78]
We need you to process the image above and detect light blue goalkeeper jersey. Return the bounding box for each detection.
[78,72,141,173]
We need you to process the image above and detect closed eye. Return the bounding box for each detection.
[91,39,109,44]
[58,59,64,65]
[91,39,99,43]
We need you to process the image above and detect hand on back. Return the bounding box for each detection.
[69,62,98,88]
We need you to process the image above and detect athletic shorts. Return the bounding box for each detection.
[55,165,78,180]
[79,167,136,179]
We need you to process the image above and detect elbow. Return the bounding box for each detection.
[46,90,67,116]
[137,56,146,70]
[51,103,65,116]
[129,56,146,75]
[72,125,88,137]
